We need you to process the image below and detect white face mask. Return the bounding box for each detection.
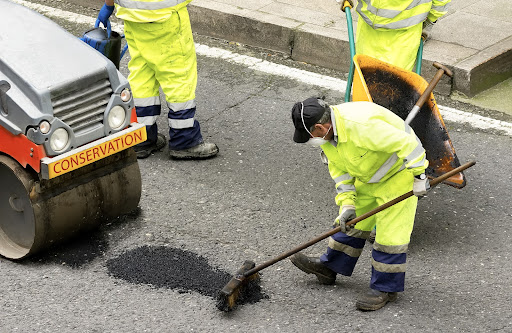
[306,136,329,147]
[305,124,332,147]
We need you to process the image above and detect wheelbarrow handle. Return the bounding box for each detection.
[340,0,353,11]
[341,1,356,102]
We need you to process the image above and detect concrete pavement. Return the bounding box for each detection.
[188,0,512,101]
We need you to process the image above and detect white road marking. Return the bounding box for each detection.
[12,0,512,136]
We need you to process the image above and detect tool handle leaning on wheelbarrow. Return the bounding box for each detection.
[404,62,453,125]
[242,161,476,278]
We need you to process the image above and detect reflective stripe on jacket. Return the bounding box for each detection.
[114,0,193,22]
[321,101,428,207]
[356,0,451,30]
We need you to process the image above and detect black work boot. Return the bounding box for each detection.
[290,253,336,285]
[168,142,219,160]
[356,289,398,311]
[133,133,166,159]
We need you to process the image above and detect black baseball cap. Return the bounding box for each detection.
[291,97,327,143]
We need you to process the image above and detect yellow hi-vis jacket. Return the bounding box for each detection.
[355,0,451,30]
[320,102,428,208]
[114,0,193,23]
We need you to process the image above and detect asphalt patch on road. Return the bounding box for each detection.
[106,245,268,306]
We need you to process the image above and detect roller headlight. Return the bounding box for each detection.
[108,105,126,130]
[49,128,69,152]
[120,88,131,102]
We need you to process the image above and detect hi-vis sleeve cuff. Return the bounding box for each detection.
[428,0,451,22]
[333,173,356,207]
[334,173,356,194]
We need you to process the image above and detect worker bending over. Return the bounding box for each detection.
[290,98,429,311]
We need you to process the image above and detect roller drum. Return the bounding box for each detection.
[0,149,141,260]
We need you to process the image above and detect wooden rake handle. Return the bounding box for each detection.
[404,62,453,125]
[243,161,476,277]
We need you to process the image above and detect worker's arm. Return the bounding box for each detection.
[427,0,451,23]
[97,1,115,29]
[321,143,357,207]
[329,162,356,207]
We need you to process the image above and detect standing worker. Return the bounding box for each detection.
[97,0,218,159]
[346,0,451,71]
[290,97,429,311]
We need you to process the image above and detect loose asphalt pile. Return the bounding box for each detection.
[106,245,268,306]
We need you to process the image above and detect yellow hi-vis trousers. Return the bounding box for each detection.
[123,7,202,149]
[321,170,418,292]
[355,18,423,71]
[353,170,417,245]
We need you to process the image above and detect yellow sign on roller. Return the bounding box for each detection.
[42,123,147,179]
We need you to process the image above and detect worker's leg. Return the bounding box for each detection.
[353,171,417,310]
[143,8,217,158]
[370,171,417,293]
[124,20,165,158]
[148,9,202,149]
[320,182,375,276]
[355,17,422,71]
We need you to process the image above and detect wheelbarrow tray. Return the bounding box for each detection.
[352,54,465,188]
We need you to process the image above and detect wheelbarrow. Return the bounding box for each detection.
[352,54,466,188]
[339,1,465,188]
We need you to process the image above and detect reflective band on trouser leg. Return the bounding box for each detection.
[320,230,368,276]
[167,106,202,150]
[136,104,161,144]
[370,249,407,292]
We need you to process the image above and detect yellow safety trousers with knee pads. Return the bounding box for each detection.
[354,0,451,70]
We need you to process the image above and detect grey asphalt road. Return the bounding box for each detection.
[1,1,511,332]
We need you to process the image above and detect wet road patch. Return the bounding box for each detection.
[106,245,267,305]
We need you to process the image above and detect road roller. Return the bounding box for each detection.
[0,1,146,259]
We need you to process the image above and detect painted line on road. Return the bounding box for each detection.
[196,43,512,137]
[14,0,512,136]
